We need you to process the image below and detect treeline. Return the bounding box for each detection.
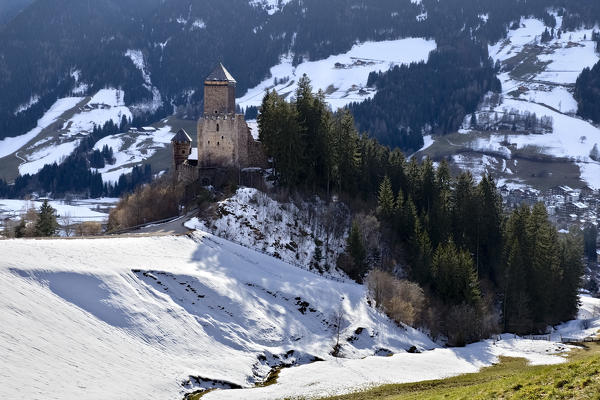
[354,168,582,343]
[6,0,600,142]
[0,159,152,199]
[575,60,600,124]
[257,79,583,344]
[259,75,410,197]
[349,40,501,152]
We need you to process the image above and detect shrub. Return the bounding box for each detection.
[366,269,425,327]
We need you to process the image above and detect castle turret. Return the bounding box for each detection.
[204,63,236,116]
[171,128,192,171]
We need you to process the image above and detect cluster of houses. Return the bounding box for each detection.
[500,183,600,267]
[500,184,599,228]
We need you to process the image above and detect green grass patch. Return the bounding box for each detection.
[183,388,215,400]
[256,366,283,387]
[319,343,600,400]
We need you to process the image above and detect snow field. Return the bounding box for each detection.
[0,97,83,160]
[62,89,132,137]
[0,198,110,223]
[205,335,568,400]
[448,17,600,188]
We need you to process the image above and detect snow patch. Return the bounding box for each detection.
[14,95,40,116]
[0,97,83,160]
[238,38,436,111]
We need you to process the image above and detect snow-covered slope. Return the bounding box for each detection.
[0,232,435,399]
[92,125,175,182]
[0,88,178,183]
[1,232,579,399]
[249,0,291,15]
[0,89,134,177]
[238,38,436,111]
[187,188,349,274]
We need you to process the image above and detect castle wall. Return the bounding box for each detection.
[197,114,266,169]
[197,115,239,167]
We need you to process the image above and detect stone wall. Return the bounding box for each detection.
[204,82,235,115]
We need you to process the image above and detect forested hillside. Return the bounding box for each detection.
[3,0,600,143]
[259,77,584,344]
[0,0,33,26]
[575,59,600,124]
[350,40,501,151]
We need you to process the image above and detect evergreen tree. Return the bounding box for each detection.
[432,240,480,305]
[584,224,598,261]
[36,200,59,237]
[475,174,504,282]
[411,220,433,285]
[377,175,395,220]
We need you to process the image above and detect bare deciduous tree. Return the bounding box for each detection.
[60,213,73,237]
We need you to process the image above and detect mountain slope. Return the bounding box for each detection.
[0,0,34,26]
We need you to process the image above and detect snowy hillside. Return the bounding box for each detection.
[423,17,600,189]
[0,232,435,399]
[249,0,291,15]
[1,232,584,400]
[92,124,175,183]
[187,188,350,275]
[0,88,179,183]
[238,38,436,111]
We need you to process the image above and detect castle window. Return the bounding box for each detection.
[208,140,210,145]
[217,141,220,146]
[216,124,220,132]
[221,136,224,140]
[181,150,185,154]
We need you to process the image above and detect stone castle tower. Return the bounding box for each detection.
[196,63,264,169]
[172,63,265,184]
[171,129,192,170]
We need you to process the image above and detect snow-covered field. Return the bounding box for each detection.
[249,0,291,15]
[4,89,135,177]
[238,38,436,111]
[1,231,585,400]
[0,86,176,183]
[0,97,84,161]
[0,198,115,223]
[61,89,132,138]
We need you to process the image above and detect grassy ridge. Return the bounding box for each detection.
[319,343,600,400]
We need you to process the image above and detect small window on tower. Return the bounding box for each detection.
[217,141,220,146]
[182,150,185,154]
[208,140,210,145]
[221,136,224,140]
[216,124,220,132]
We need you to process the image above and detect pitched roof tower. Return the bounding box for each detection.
[204,63,237,115]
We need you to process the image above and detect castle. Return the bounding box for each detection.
[171,63,266,185]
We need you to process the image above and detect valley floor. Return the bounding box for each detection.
[320,343,600,400]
